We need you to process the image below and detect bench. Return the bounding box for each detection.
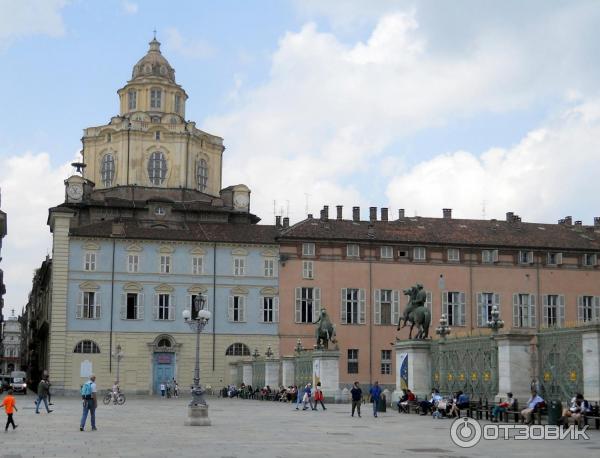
[501,399,520,423]
[584,402,600,430]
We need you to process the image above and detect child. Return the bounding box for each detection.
[1,389,18,432]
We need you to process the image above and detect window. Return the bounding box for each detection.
[264,259,275,277]
[261,296,279,323]
[228,295,246,322]
[447,248,460,262]
[157,338,171,348]
[121,292,144,320]
[413,247,426,261]
[101,154,115,187]
[519,250,534,264]
[442,291,465,326]
[302,243,315,256]
[192,256,203,275]
[543,294,565,327]
[174,94,181,113]
[150,88,162,108]
[233,257,246,276]
[513,293,536,328]
[127,254,139,273]
[155,131,160,141]
[398,250,408,258]
[225,343,251,356]
[578,296,600,323]
[302,260,314,279]
[197,159,208,192]
[341,288,366,324]
[160,255,171,274]
[381,350,392,375]
[84,252,96,271]
[482,249,499,263]
[77,291,101,319]
[347,244,360,257]
[547,252,562,265]
[148,151,167,185]
[155,206,166,216]
[73,340,100,354]
[107,133,112,142]
[477,292,499,327]
[128,90,137,110]
[380,246,393,259]
[374,289,400,325]
[189,294,207,319]
[295,287,321,323]
[583,253,597,267]
[154,293,172,320]
[347,349,359,374]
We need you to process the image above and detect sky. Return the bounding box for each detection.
[1,0,600,316]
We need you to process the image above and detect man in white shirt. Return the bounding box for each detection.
[80,374,97,431]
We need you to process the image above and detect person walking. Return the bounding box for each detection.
[369,381,382,418]
[302,383,315,410]
[314,382,326,410]
[80,374,97,431]
[173,379,179,398]
[160,382,166,398]
[1,389,18,432]
[47,376,53,406]
[294,385,303,410]
[350,381,362,417]
[35,376,52,414]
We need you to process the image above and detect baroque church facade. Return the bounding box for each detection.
[46,38,279,394]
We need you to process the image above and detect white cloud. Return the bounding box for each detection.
[0,0,67,49]
[386,99,600,224]
[0,152,72,315]
[163,27,214,59]
[121,1,138,15]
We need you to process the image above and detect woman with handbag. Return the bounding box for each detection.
[314,382,326,410]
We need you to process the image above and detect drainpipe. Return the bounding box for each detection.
[212,242,217,371]
[368,241,373,387]
[469,248,474,331]
[126,123,131,185]
[109,239,116,374]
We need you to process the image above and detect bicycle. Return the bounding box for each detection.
[103,390,126,405]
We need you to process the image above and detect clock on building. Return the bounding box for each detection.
[233,193,249,209]
[66,183,84,201]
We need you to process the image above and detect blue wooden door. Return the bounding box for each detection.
[153,353,174,395]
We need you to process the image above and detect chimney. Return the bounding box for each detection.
[323,205,329,221]
[381,208,388,221]
[283,217,289,228]
[443,208,452,219]
[369,207,377,222]
[352,207,360,222]
[275,216,281,227]
[319,209,325,220]
[307,213,313,219]
[564,216,572,226]
[336,205,343,220]
[398,208,405,219]
[575,220,582,227]
[506,212,514,222]
[594,217,600,227]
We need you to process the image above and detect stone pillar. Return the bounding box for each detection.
[228,363,238,385]
[312,350,341,401]
[393,340,431,401]
[582,324,600,402]
[242,361,253,386]
[265,359,280,388]
[495,333,534,402]
[282,356,295,387]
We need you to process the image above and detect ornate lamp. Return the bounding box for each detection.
[252,348,260,360]
[295,338,304,353]
[436,314,451,341]
[265,345,274,359]
[487,305,504,335]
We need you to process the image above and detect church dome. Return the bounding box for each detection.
[131,38,176,83]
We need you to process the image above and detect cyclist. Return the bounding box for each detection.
[111,381,120,404]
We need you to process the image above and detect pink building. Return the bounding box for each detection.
[277,207,600,388]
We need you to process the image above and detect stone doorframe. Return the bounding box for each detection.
[146,334,182,394]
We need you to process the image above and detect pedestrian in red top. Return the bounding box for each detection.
[314,382,326,410]
[1,389,18,432]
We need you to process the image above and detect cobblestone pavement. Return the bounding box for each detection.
[1,394,599,458]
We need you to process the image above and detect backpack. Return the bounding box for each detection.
[81,381,93,398]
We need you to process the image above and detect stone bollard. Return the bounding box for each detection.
[341,387,350,403]
[382,389,391,406]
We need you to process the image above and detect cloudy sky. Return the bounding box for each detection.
[1,0,600,315]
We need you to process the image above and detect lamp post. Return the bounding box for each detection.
[182,296,211,426]
[252,348,260,360]
[112,344,124,385]
[436,314,451,342]
[265,345,274,359]
[487,305,504,335]
[295,338,304,354]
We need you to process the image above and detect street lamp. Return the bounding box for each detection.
[252,348,260,360]
[487,305,504,335]
[111,344,124,385]
[265,345,274,359]
[436,314,451,342]
[295,338,304,353]
[182,296,211,426]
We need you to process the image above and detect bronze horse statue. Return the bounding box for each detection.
[397,284,431,340]
[314,308,337,349]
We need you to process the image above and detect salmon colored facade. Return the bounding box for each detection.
[277,208,600,389]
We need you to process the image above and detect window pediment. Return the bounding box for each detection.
[79,281,100,291]
[158,244,174,254]
[123,282,143,292]
[231,248,248,256]
[83,242,100,251]
[187,285,208,294]
[260,287,278,296]
[261,249,278,257]
[189,246,206,255]
[126,243,143,252]
[231,286,249,295]
[155,283,174,293]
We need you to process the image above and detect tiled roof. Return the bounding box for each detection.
[279,217,600,251]
[70,220,278,245]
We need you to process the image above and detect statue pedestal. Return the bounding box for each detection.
[494,333,533,403]
[312,350,341,402]
[265,359,280,388]
[242,361,253,386]
[184,404,211,426]
[582,324,600,402]
[282,356,295,387]
[393,340,431,401]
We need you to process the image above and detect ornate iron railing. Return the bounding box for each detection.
[252,360,266,389]
[294,352,313,387]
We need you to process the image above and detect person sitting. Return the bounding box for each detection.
[559,393,591,428]
[521,389,544,425]
[491,392,515,422]
[419,389,442,416]
[449,391,470,418]
[397,389,409,413]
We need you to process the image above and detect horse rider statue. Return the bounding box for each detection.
[314,308,337,349]
[397,283,431,340]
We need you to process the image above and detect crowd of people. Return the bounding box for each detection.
[159,379,179,398]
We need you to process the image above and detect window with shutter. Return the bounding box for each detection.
[314,288,321,317]
[228,296,234,321]
[340,288,347,324]
[359,288,366,324]
[529,294,536,328]
[76,291,84,319]
[374,289,381,325]
[138,293,145,320]
[273,297,279,323]
[294,288,302,323]
[459,292,466,326]
[153,294,159,320]
[392,290,401,325]
[594,296,600,321]
[558,295,565,327]
[120,293,127,319]
[512,294,519,328]
[476,293,484,327]
[379,289,393,325]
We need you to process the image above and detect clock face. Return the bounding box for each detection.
[233,193,249,208]
[67,184,83,200]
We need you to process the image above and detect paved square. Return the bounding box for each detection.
[1,394,599,458]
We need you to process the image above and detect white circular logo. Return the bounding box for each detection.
[450,417,482,448]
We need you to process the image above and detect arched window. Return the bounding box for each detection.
[197,159,208,192]
[157,338,171,348]
[101,154,115,186]
[225,343,250,356]
[148,151,167,185]
[73,340,101,354]
[150,88,162,109]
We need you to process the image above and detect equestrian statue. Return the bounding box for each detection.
[397,283,431,340]
[314,308,337,349]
